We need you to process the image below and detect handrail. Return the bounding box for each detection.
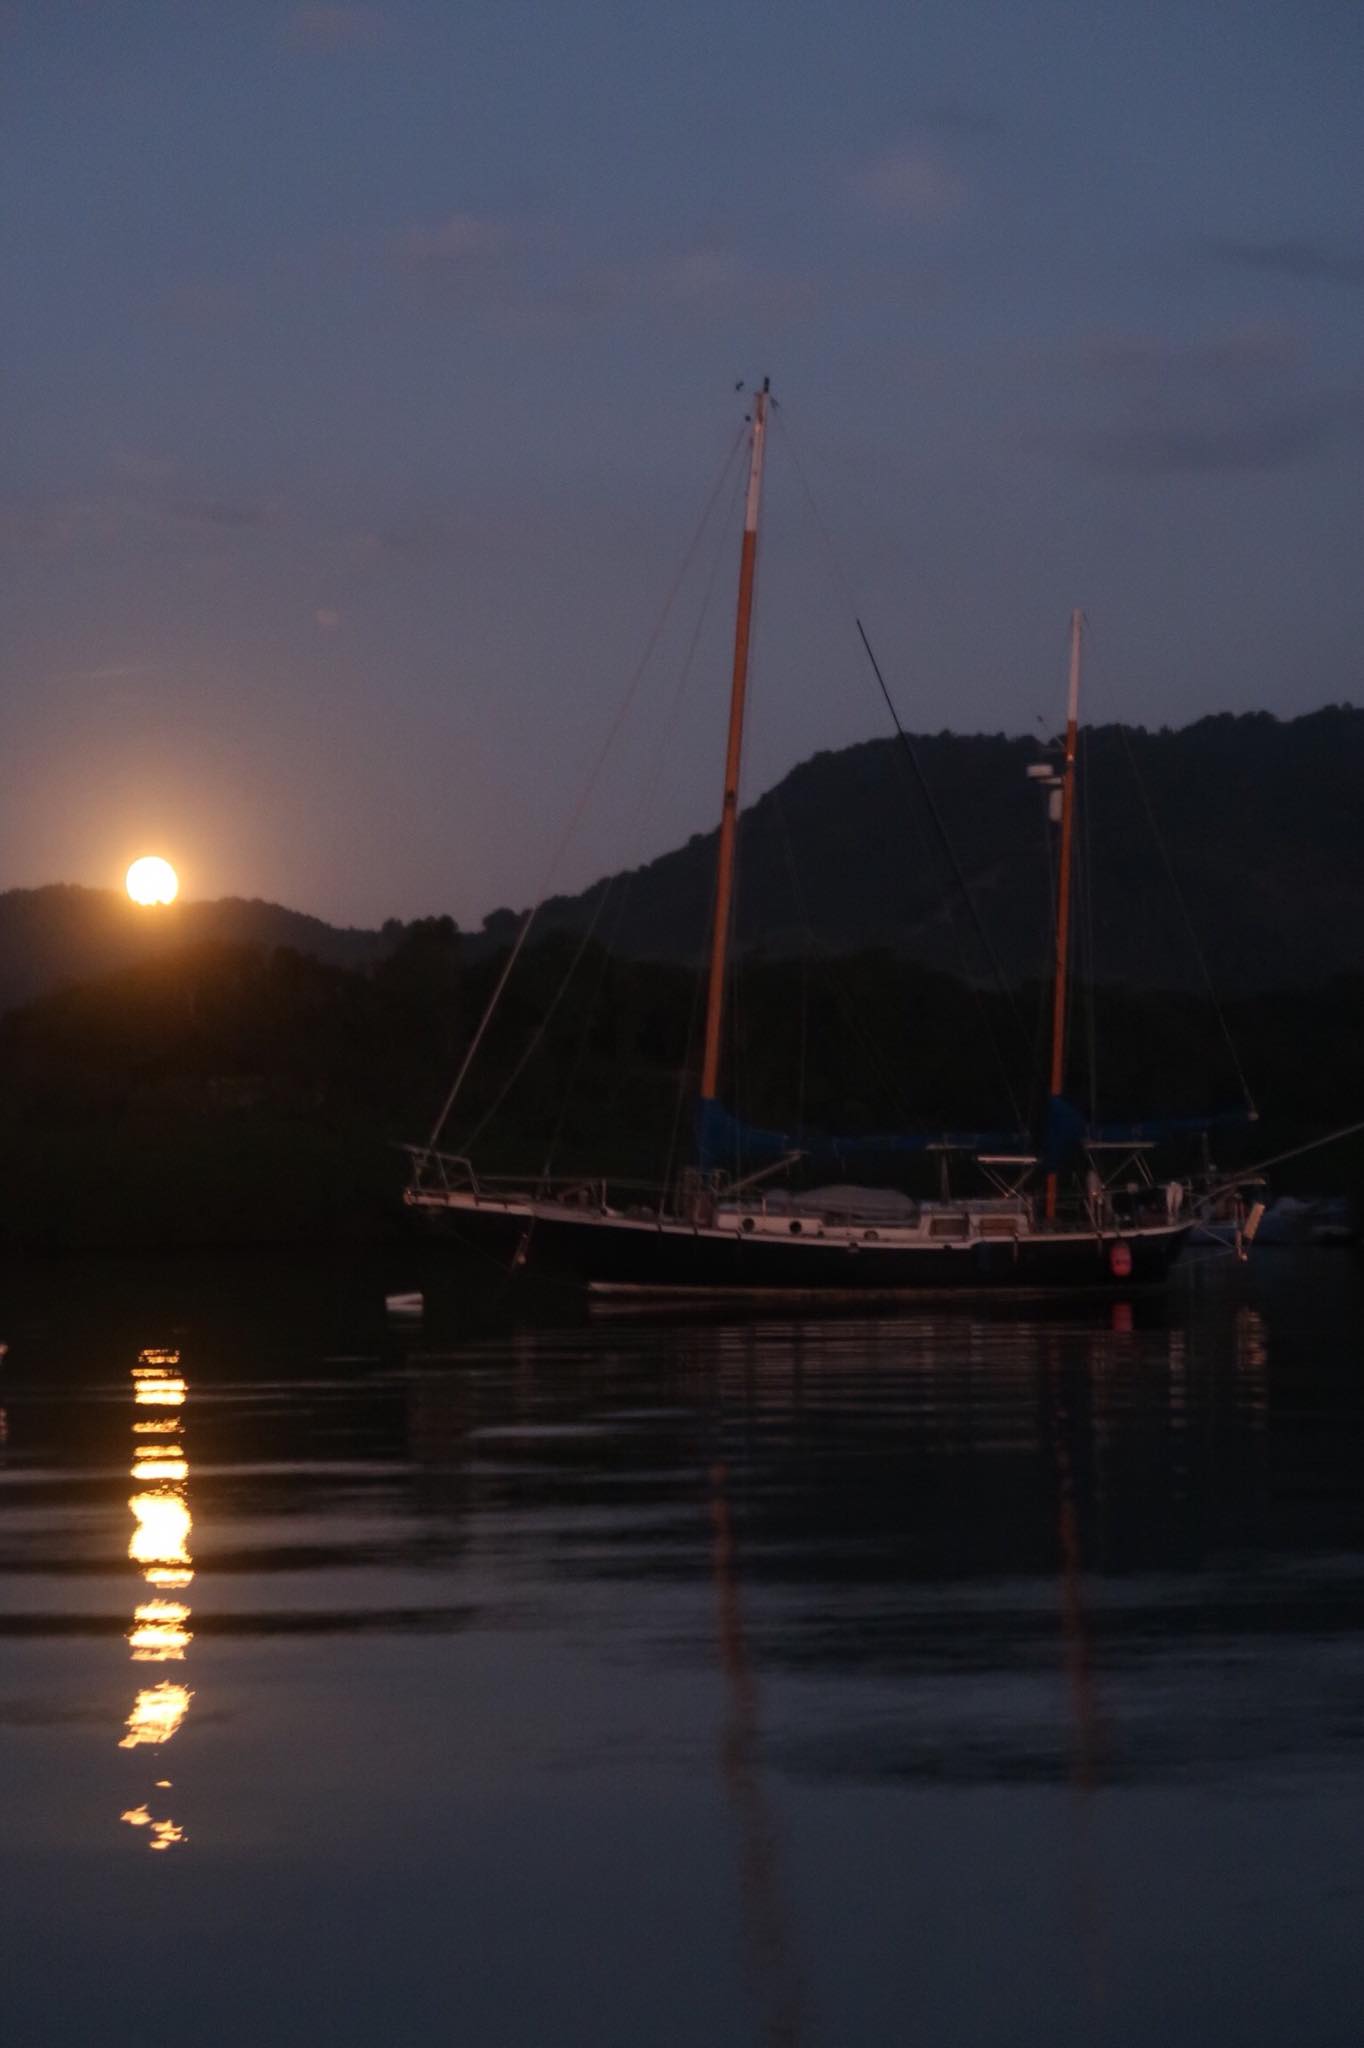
[402,1145,670,1207]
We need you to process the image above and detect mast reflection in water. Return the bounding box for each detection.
[119,1348,193,1849]
[3,1254,1361,2048]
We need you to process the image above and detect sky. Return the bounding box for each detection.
[2,0,1361,929]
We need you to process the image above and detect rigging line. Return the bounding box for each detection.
[460,889,615,1166]
[766,422,1027,1126]
[771,407,1032,1065]
[855,616,1032,1075]
[1097,660,1256,1116]
[1031,784,1059,1127]
[796,947,808,1138]
[425,421,749,1152]
[1203,1115,1364,1202]
[856,615,1028,1129]
[534,450,752,1190]
[466,452,748,1168]
[1079,724,1099,1124]
[767,792,814,1133]
[536,906,627,1191]
[661,955,708,1207]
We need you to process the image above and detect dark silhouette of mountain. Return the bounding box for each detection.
[3,705,1359,1018]
[514,704,1364,993]
[0,885,396,1014]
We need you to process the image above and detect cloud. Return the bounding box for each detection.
[1073,326,1351,474]
[390,215,524,316]
[646,246,816,318]
[915,101,1002,138]
[0,478,276,552]
[346,506,453,568]
[1083,326,1303,379]
[161,277,255,331]
[393,214,507,269]
[1089,411,1335,474]
[0,492,140,549]
[386,212,811,333]
[109,444,179,486]
[1203,236,1364,288]
[851,144,967,225]
[171,497,272,530]
[70,664,162,683]
[285,6,389,50]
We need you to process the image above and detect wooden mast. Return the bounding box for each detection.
[1044,607,1083,1221]
[699,380,770,1107]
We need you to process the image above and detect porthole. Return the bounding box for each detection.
[789,1220,803,1235]
[863,1229,879,1242]
[740,1216,755,1233]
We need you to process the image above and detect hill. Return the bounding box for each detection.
[3,705,1360,1014]
[0,885,395,1014]
[519,705,1364,993]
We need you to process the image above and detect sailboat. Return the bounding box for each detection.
[405,382,1234,1298]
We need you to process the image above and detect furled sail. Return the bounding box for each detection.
[695,1098,1027,1174]
[701,1097,1255,1178]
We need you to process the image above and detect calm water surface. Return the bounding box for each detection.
[2,1253,1362,2046]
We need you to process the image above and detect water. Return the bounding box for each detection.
[2,1252,1362,2047]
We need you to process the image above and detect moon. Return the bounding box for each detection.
[125,856,180,906]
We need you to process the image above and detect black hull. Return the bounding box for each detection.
[420,1201,1190,1297]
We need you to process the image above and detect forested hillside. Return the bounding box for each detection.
[523,705,1364,992]
[5,706,1359,1013]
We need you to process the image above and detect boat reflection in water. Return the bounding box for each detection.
[119,1348,193,1850]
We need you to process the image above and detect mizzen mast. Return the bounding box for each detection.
[699,379,771,1105]
[1044,607,1083,1221]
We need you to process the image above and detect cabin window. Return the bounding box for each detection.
[928,1213,968,1239]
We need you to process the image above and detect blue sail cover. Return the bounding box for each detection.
[695,1098,1027,1174]
[699,1097,1256,1176]
[1041,1096,1257,1172]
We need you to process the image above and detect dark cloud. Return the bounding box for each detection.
[1073,326,1352,475]
[2,484,275,550]
[1204,236,1364,287]
[371,508,452,561]
[343,506,456,573]
[915,100,1003,137]
[1088,408,1335,474]
[0,492,136,549]
[1082,328,1305,380]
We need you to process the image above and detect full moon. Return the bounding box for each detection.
[125,856,180,906]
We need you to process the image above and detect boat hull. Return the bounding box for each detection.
[410,1194,1191,1297]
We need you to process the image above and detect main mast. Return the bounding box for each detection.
[699,379,771,1106]
[1044,607,1083,1221]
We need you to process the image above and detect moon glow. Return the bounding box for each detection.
[126,856,180,906]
